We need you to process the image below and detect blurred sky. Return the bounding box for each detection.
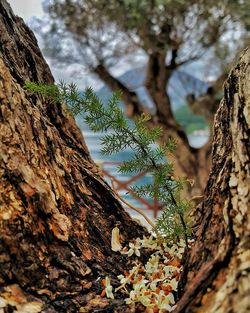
[6,0,102,90]
[7,0,43,20]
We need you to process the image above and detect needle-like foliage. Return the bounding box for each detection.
[25,81,192,244]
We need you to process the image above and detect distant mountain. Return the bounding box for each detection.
[96,67,208,111]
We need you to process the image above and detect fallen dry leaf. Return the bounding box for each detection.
[111,227,122,252]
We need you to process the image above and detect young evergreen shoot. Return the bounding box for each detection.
[25,81,192,244]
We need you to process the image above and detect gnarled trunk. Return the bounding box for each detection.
[176,47,250,313]
[0,1,146,312]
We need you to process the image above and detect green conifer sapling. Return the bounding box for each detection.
[25,81,192,245]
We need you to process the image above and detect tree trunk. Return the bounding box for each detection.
[144,51,174,124]
[0,1,146,312]
[176,47,250,313]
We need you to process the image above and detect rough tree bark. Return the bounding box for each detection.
[176,48,250,313]
[0,1,146,312]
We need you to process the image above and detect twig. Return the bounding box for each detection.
[111,180,156,228]
[115,266,138,292]
[190,195,204,201]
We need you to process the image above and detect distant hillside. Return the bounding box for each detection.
[97,67,208,111]
[174,105,207,134]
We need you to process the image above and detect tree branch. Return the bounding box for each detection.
[168,48,179,69]
[144,52,189,142]
[144,52,174,120]
[93,63,145,117]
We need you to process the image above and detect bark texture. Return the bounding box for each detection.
[0,1,146,312]
[176,48,250,313]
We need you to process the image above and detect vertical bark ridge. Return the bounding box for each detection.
[176,48,250,313]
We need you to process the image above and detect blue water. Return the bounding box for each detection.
[78,120,208,227]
